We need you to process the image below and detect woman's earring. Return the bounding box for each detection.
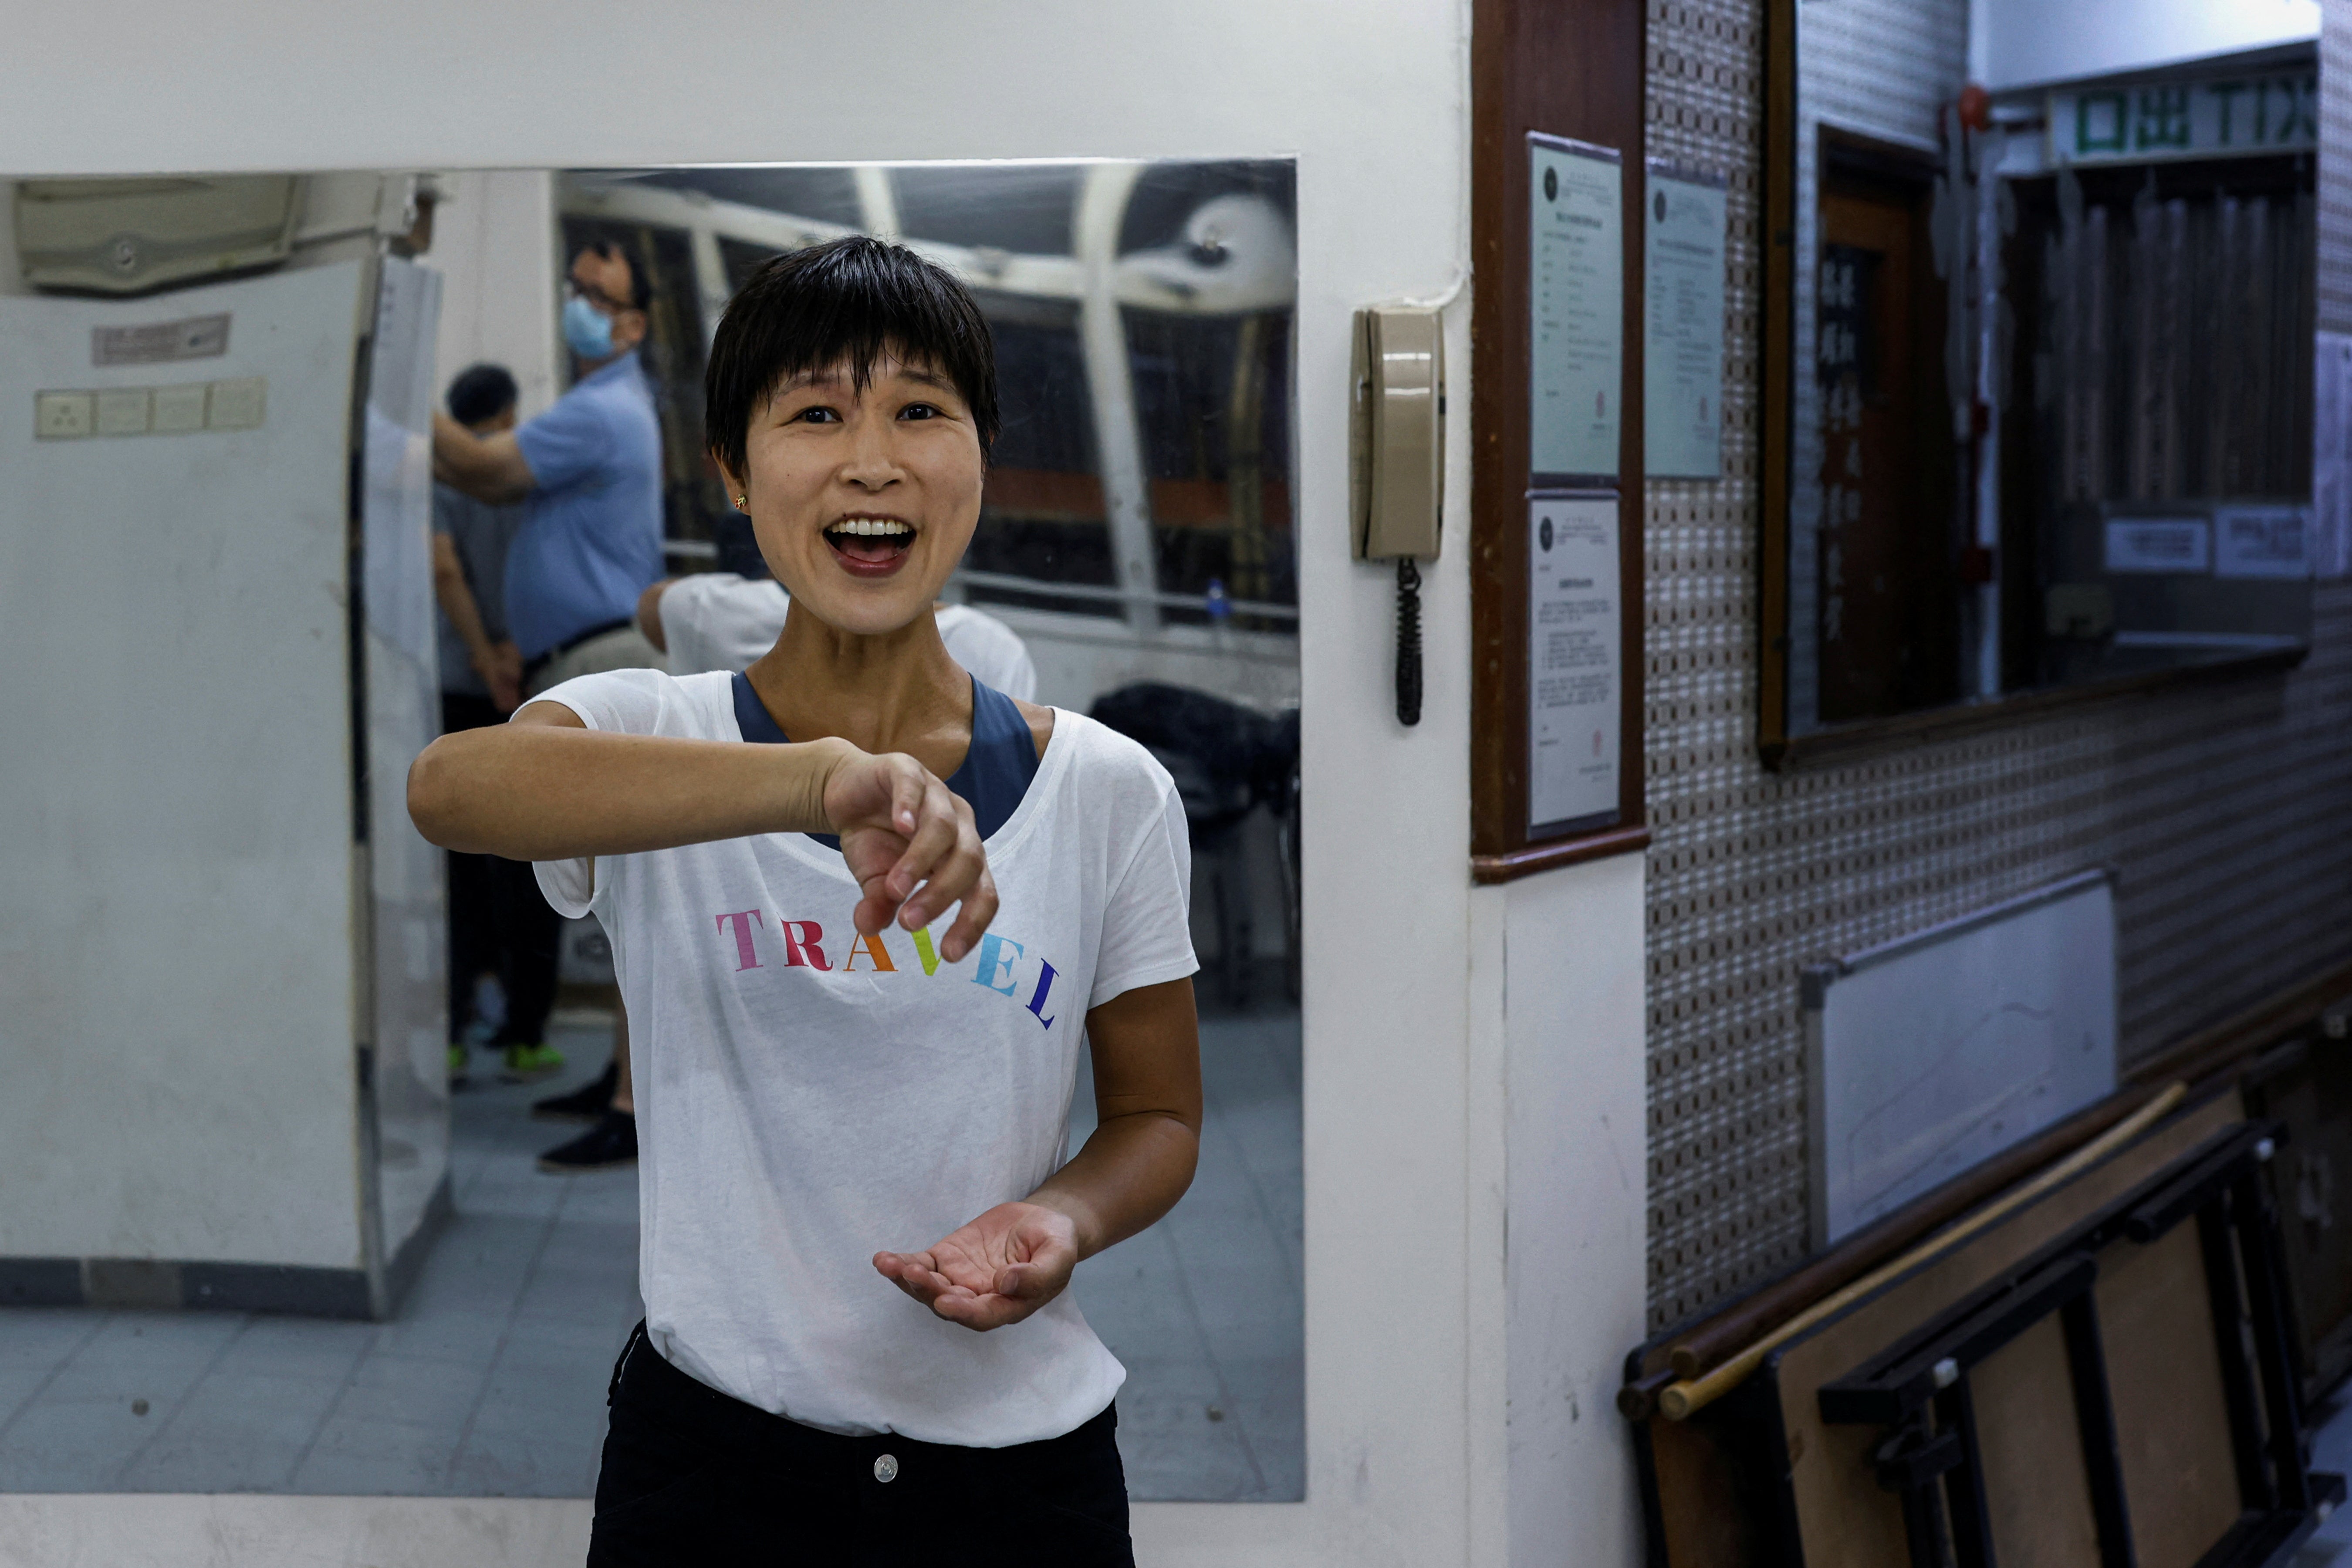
[734,494,748,511]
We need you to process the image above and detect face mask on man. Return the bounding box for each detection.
[563,293,616,361]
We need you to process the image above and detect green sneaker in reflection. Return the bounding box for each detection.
[447,1044,470,1082]
[500,1042,567,1083]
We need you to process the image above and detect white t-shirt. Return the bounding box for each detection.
[527,668,1196,1446]
[658,574,1038,701]
[932,604,1037,703]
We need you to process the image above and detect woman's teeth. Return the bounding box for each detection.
[826,517,914,564]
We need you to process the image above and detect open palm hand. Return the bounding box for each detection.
[873,1203,1079,1332]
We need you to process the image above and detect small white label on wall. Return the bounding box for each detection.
[2214,506,2313,580]
[91,312,231,367]
[2105,517,2210,574]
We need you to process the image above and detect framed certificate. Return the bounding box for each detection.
[1643,162,1727,479]
[1470,47,1649,884]
[1528,135,1624,486]
[1526,491,1622,835]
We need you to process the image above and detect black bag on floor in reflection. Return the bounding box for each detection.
[1087,683,1300,1009]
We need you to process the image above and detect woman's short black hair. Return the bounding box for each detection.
[703,236,1000,481]
[445,361,518,426]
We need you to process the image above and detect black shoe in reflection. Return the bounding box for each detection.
[537,1108,637,1173]
[532,1060,619,1124]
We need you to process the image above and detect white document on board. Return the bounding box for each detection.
[1643,166,1727,478]
[1527,494,1620,831]
[1529,137,1623,480]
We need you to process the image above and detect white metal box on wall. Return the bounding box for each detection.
[0,257,449,1317]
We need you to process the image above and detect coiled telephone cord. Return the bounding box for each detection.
[1395,557,1423,727]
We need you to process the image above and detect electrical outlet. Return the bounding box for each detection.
[34,390,93,439]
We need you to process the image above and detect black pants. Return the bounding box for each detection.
[441,693,562,1047]
[590,1325,1134,1568]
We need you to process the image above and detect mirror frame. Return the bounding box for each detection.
[1754,0,2314,772]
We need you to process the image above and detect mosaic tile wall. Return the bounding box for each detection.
[1639,0,2352,1331]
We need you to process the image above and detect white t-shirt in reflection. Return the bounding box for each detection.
[527,668,1196,1446]
[659,573,1038,701]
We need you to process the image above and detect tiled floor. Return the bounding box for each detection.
[0,1009,1303,1502]
[1074,1007,1304,1501]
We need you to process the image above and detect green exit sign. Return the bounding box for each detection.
[2049,73,2316,166]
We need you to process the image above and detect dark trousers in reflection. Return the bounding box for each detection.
[442,693,561,1047]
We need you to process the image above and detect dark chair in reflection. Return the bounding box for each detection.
[1088,683,1299,1010]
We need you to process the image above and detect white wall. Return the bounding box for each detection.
[0,5,1652,1565]
[1497,857,1649,1568]
[0,266,372,1269]
[427,170,560,422]
[1977,0,2320,91]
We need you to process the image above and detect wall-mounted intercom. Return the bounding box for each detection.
[1351,305,1445,559]
[1350,304,1446,726]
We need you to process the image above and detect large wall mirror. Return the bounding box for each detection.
[1764,3,2320,758]
[0,161,1300,1502]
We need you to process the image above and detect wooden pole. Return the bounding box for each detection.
[1655,1081,2188,1423]
[1662,1083,2172,1381]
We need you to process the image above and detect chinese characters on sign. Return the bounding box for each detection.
[2100,510,2317,579]
[1529,135,1623,482]
[1527,493,1621,833]
[2104,518,2212,574]
[2050,74,2317,166]
[1817,245,1871,651]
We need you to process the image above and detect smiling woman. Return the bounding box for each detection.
[407,233,1207,1563]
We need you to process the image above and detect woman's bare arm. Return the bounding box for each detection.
[406,699,997,953]
[873,977,1202,1329]
[1029,978,1203,1254]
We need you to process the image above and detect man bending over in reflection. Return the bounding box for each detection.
[407,237,1201,1565]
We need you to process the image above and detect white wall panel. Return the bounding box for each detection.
[0,264,369,1267]
[1503,855,1649,1568]
[427,170,561,423]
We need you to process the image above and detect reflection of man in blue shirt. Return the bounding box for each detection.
[432,240,666,696]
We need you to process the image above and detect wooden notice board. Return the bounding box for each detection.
[1470,0,1650,881]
